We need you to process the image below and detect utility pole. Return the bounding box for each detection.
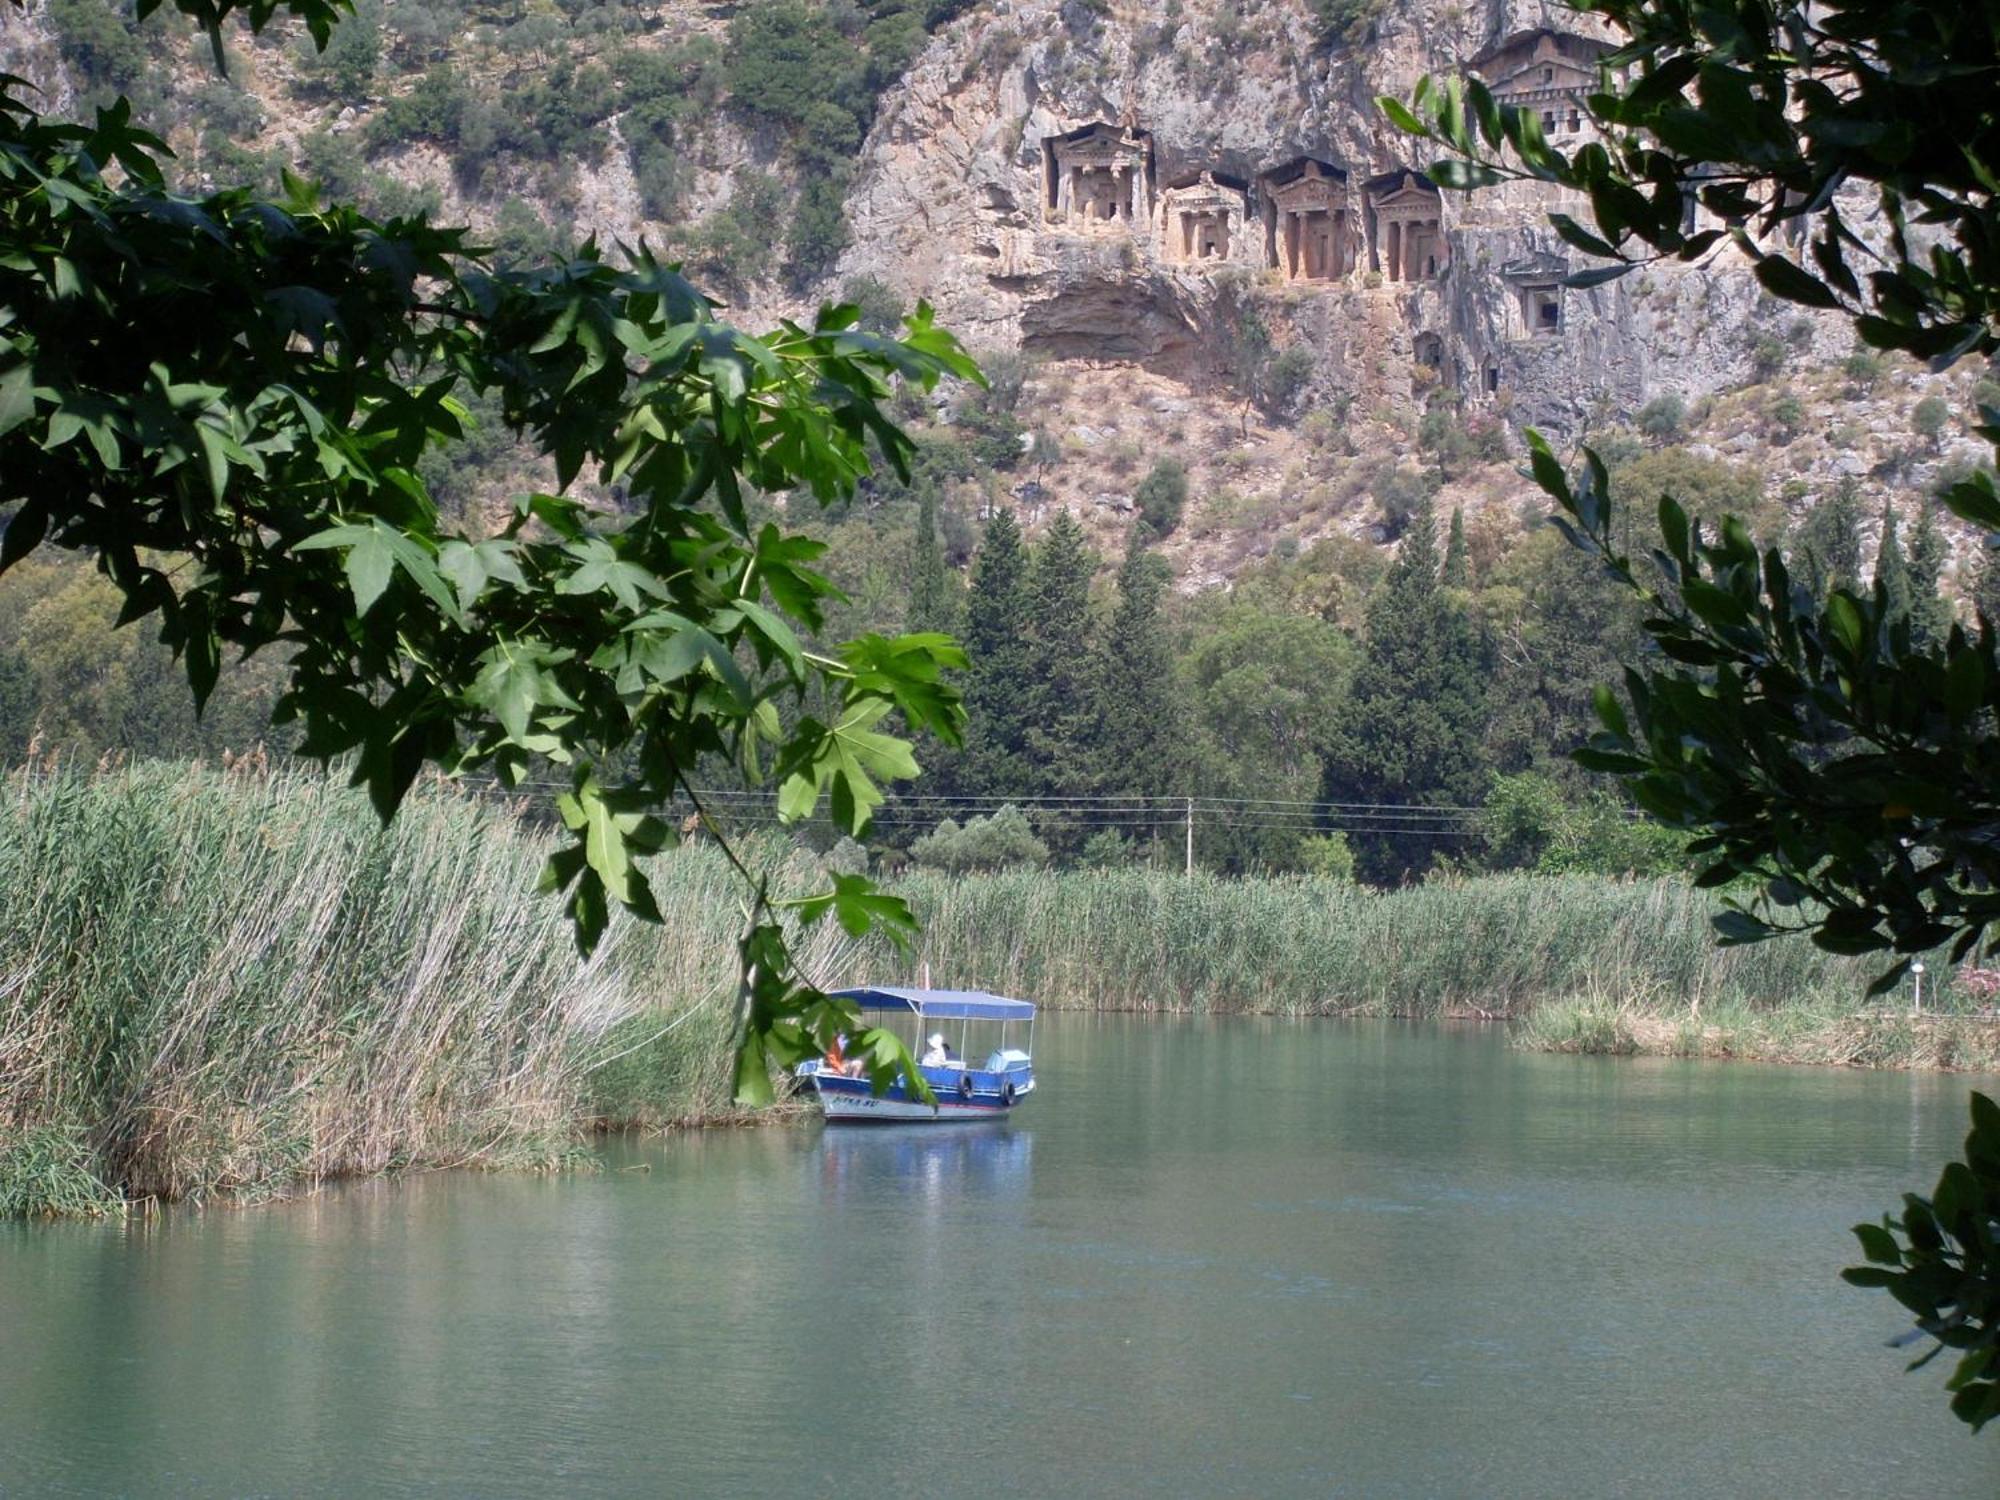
[1185,796,1194,878]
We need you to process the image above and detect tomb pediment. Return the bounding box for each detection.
[1467,26,1613,78]
[1499,251,1569,281]
[1162,170,1248,215]
[1366,170,1441,217]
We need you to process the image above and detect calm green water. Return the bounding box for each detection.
[4,1016,1998,1497]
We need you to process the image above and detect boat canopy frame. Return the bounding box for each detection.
[830,986,1035,1067]
[830,986,1035,1022]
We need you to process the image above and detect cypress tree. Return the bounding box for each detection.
[1442,505,1469,586]
[1021,510,1099,797]
[1321,496,1492,883]
[959,507,1034,797]
[1094,532,1178,802]
[1792,477,1863,601]
[1907,500,1954,649]
[906,489,954,634]
[1874,498,1912,625]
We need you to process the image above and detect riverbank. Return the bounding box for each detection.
[1515,996,2000,1071]
[0,764,1968,1218]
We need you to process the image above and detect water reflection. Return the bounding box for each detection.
[813,1121,1034,1211]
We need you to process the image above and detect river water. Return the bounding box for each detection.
[3,1016,1998,1497]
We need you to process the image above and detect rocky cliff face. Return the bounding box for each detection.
[4,0,1985,587]
[837,0,1816,426]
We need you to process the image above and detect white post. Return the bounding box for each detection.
[1185,796,1194,878]
[1912,959,1926,1016]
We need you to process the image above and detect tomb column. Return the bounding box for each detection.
[1386,220,1403,281]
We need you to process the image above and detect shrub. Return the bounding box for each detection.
[841,274,905,334]
[1770,392,1806,441]
[1371,462,1436,539]
[686,172,786,294]
[1844,346,1887,391]
[1636,392,1686,441]
[1466,415,1509,461]
[1749,333,1788,380]
[47,0,147,93]
[1134,458,1189,537]
[1079,829,1139,869]
[1310,0,1383,44]
[1913,394,1951,446]
[910,805,1050,872]
[189,79,265,139]
[1264,346,1316,416]
[1295,833,1355,880]
[367,63,471,152]
[293,0,380,104]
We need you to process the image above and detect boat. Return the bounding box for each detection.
[795,986,1037,1122]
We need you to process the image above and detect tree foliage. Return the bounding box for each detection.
[909,803,1049,872]
[1321,497,1490,882]
[1847,1092,2000,1431]
[1390,8,2000,1407]
[0,0,981,1106]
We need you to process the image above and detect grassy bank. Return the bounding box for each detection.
[3,767,1975,1218]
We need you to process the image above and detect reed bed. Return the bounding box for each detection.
[1516,995,2000,1071]
[869,868,1887,1018]
[0,763,825,1214]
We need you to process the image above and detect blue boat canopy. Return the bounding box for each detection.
[830,986,1036,1021]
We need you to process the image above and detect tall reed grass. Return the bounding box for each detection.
[0,763,826,1212]
[863,868,1889,1017]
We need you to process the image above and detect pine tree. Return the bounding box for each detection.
[1321,496,1493,882]
[1874,498,1912,625]
[1021,510,1099,799]
[1906,500,1954,649]
[1791,477,1863,600]
[958,507,1035,797]
[1442,505,1469,586]
[1094,533,1178,803]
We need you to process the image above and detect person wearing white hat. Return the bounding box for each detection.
[921,1032,949,1066]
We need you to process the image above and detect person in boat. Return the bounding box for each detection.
[921,1032,951,1067]
[823,1033,865,1078]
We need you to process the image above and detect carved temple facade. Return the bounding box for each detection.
[1260,159,1356,282]
[1159,171,1250,264]
[1366,171,1447,282]
[1042,122,1155,230]
[1039,124,1451,287]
